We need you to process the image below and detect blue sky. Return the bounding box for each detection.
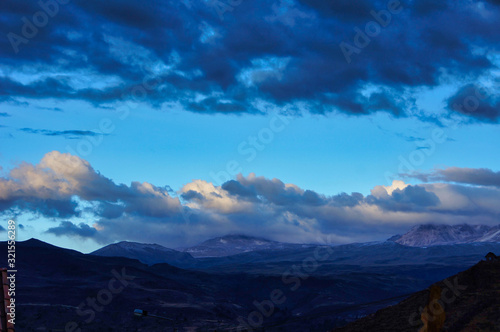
[0,0,499,252]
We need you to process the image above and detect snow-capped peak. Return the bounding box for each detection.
[395,224,500,247]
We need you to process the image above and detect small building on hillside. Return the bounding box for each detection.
[485,252,498,261]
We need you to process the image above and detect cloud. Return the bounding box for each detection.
[367,184,440,212]
[372,179,408,196]
[19,128,109,139]
[0,151,181,218]
[45,221,98,238]
[0,113,11,117]
[404,167,500,188]
[37,106,63,112]
[2,152,500,247]
[447,84,500,123]
[0,0,498,121]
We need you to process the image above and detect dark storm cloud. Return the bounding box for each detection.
[45,221,98,238]
[447,84,500,122]
[0,0,498,120]
[411,0,449,15]
[297,0,377,21]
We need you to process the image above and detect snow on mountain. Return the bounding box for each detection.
[91,241,194,265]
[477,225,500,242]
[91,225,500,265]
[395,224,500,247]
[181,234,311,257]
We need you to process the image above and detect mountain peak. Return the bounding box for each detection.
[217,234,271,240]
[205,234,275,244]
[91,241,194,266]
[112,241,172,251]
[395,224,500,247]
[182,234,303,258]
[21,238,59,248]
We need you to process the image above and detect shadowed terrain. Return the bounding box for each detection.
[332,259,500,332]
[2,237,500,331]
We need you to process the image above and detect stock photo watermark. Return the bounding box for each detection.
[1,219,17,328]
[408,277,467,328]
[64,75,161,160]
[208,0,245,21]
[451,85,489,116]
[385,83,493,184]
[236,235,334,331]
[210,113,291,186]
[7,0,71,54]
[385,128,448,185]
[340,0,403,64]
[65,267,136,332]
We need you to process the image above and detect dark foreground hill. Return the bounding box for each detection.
[332,258,500,332]
[2,239,499,331]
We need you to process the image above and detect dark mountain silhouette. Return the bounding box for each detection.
[3,238,499,331]
[91,240,196,266]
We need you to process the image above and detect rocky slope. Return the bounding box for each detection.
[332,257,500,331]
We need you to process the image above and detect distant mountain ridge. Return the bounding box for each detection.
[180,234,312,257]
[89,224,500,266]
[91,240,195,266]
[394,224,500,247]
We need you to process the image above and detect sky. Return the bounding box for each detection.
[0,0,499,253]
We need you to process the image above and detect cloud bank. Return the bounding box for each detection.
[404,167,500,188]
[0,0,498,121]
[1,152,500,247]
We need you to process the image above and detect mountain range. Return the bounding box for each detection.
[392,224,500,247]
[5,237,499,331]
[179,234,313,257]
[90,224,500,268]
[4,223,500,331]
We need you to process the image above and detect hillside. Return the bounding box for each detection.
[5,238,496,331]
[91,240,195,266]
[332,257,500,331]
